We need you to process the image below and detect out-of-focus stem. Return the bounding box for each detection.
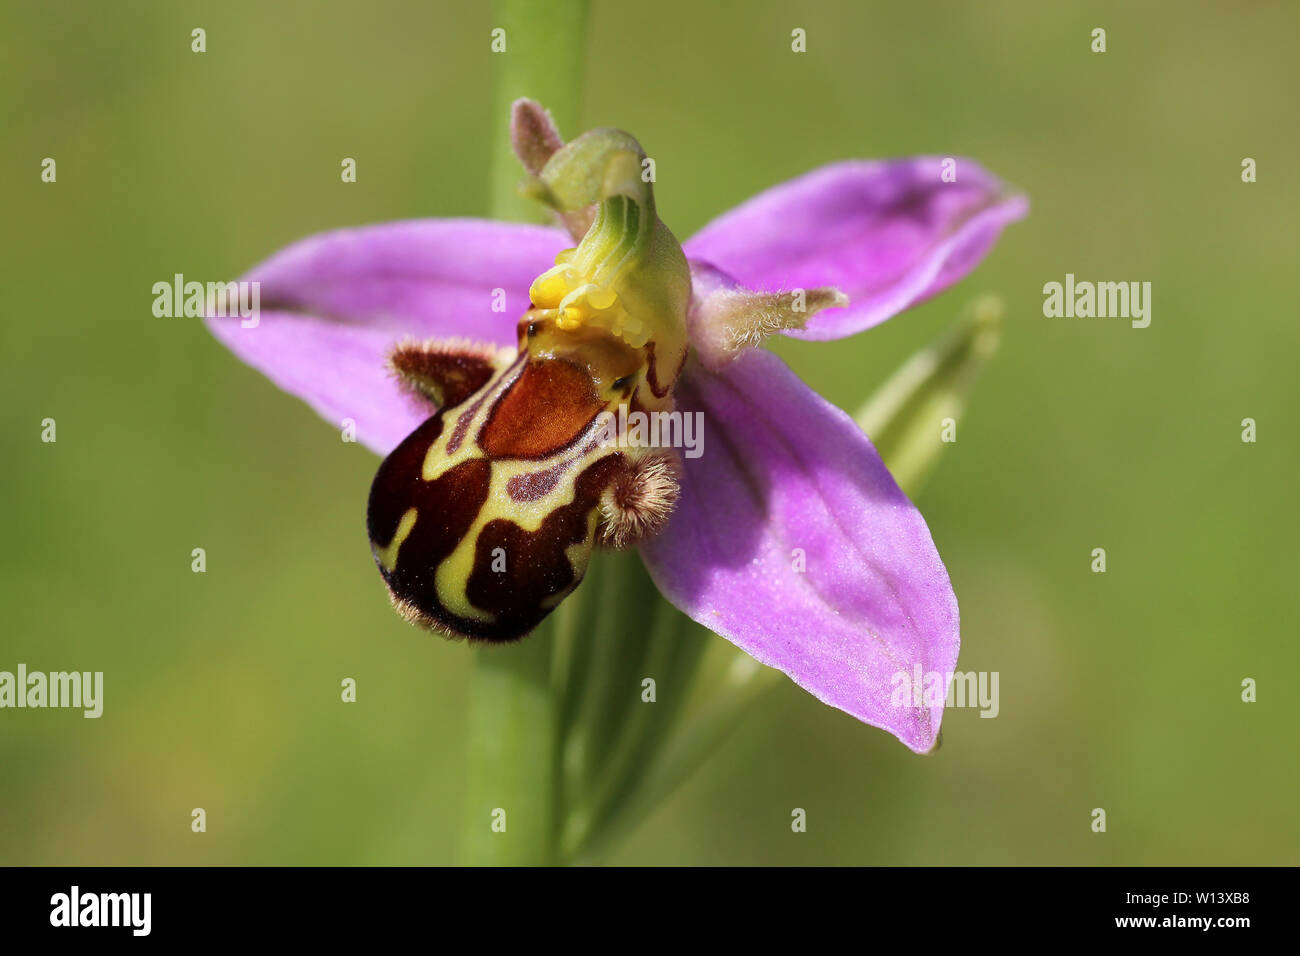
[488,0,589,223]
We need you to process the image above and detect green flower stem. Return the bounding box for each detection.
[462,631,560,864]
[488,0,590,223]
[463,0,589,866]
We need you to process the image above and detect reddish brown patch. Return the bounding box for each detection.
[479,358,604,459]
[445,355,521,453]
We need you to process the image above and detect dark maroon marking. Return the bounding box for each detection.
[367,413,495,636]
[390,342,498,408]
[479,358,604,459]
[643,341,685,399]
[367,413,445,545]
[465,454,625,641]
[446,403,480,455]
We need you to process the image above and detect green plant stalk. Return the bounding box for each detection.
[463,0,589,865]
[488,0,590,223]
[462,631,560,864]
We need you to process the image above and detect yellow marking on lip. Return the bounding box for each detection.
[432,452,594,623]
[420,364,519,482]
[375,508,418,571]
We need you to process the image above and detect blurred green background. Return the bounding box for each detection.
[3,0,1297,865]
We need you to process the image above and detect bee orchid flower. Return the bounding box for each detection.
[206,101,1026,754]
